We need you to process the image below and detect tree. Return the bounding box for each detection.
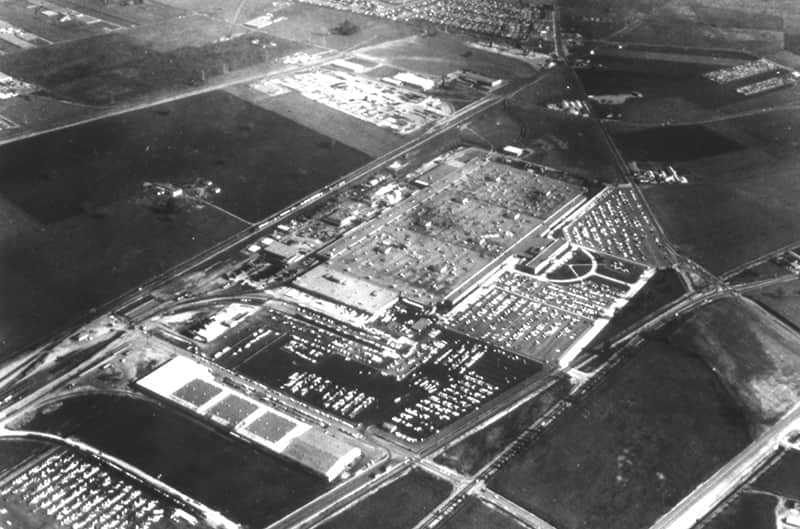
[331,19,359,36]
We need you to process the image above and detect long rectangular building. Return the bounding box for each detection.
[137,356,362,481]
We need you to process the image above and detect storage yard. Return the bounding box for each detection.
[0,449,189,529]
[19,393,332,528]
[229,324,540,443]
[561,186,670,267]
[268,65,450,135]
[445,245,652,365]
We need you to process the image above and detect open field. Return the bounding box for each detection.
[0,90,368,357]
[318,468,451,529]
[630,108,800,275]
[0,14,302,105]
[0,197,243,358]
[504,104,622,184]
[260,3,417,51]
[701,493,779,529]
[643,159,800,275]
[747,279,800,331]
[0,0,126,45]
[613,123,745,162]
[57,0,185,26]
[357,33,542,81]
[487,338,750,529]
[729,259,791,284]
[0,439,48,473]
[511,65,584,107]
[19,392,330,528]
[666,297,800,428]
[0,90,368,224]
[563,0,800,55]
[618,19,785,55]
[754,449,800,498]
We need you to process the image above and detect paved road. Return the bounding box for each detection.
[651,402,800,529]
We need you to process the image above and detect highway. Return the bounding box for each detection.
[478,487,557,529]
[720,242,800,281]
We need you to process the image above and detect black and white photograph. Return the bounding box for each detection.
[0,0,799,528]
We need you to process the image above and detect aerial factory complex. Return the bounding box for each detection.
[1,0,800,529]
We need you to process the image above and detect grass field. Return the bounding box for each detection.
[0,198,244,359]
[748,279,800,331]
[0,15,302,105]
[0,439,48,474]
[701,447,800,529]
[632,107,800,275]
[487,338,750,529]
[701,493,777,529]
[59,0,185,26]
[728,259,789,284]
[509,103,623,183]
[0,90,369,358]
[357,33,541,81]
[564,0,799,55]
[666,297,800,428]
[261,4,417,51]
[643,157,800,275]
[319,469,452,529]
[619,19,785,55]
[754,449,800,498]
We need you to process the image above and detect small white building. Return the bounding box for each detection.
[503,145,524,157]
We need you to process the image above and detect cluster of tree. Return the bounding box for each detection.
[331,19,359,36]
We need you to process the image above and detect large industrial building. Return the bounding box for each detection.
[137,356,363,481]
